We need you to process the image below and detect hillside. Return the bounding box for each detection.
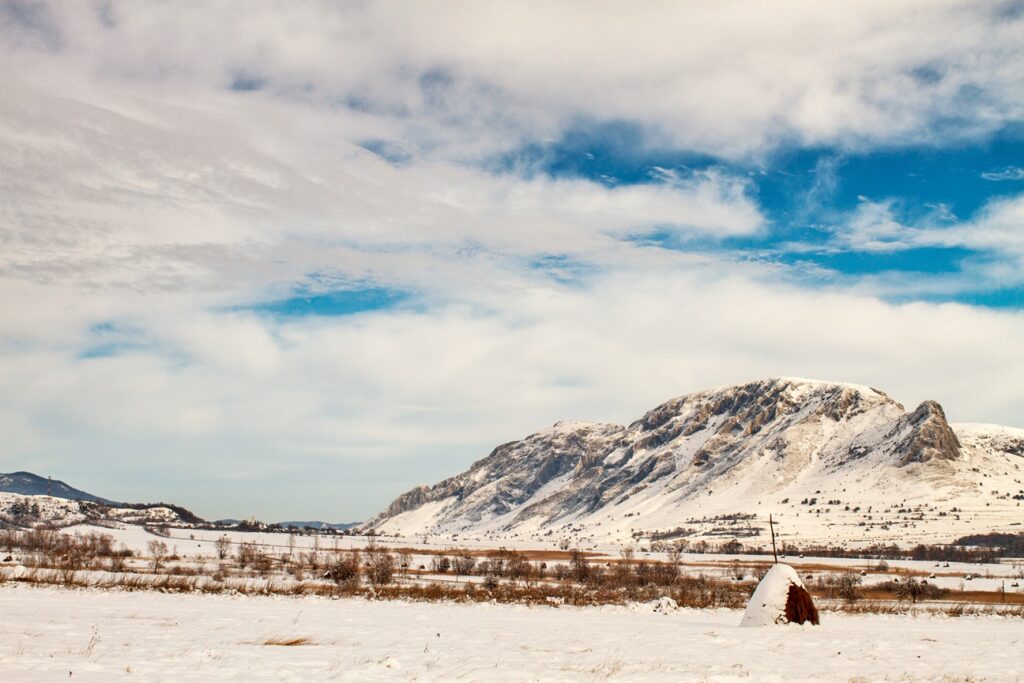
[0,472,117,505]
[0,471,202,529]
[366,378,1024,547]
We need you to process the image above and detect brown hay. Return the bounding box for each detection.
[263,636,314,646]
[785,584,820,625]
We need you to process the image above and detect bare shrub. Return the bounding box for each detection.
[398,550,413,574]
[569,549,590,583]
[818,572,863,602]
[665,542,684,576]
[325,551,361,586]
[366,545,395,585]
[452,553,476,578]
[237,541,259,569]
[877,577,949,603]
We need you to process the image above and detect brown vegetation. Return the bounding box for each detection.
[263,636,314,646]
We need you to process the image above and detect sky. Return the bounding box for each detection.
[1,1,1023,522]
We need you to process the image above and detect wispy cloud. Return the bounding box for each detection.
[982,166,1024,181]
[1,1,1022,520]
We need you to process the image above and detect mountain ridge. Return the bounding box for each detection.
[366,378,1024,546]
[0,471,119,506]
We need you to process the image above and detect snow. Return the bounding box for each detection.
[1,583,1021,682]
[953,423,1024,439]
[775,376,886,401]
[0,492,88,526]
[740,563,806,627]
[368,379,1024,547]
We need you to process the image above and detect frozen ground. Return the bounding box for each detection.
[1,584,1021,682]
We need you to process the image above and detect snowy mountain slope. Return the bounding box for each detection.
[367,378,1024,546]
[0,471,118,505]
[0,490,198,529]
[0,491,195,529]
[0,471,206,529]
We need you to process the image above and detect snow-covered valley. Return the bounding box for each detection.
[1,583,1021,682]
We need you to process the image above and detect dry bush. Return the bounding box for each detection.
[324,550,361,586]
[451,552,476,577]
[569,549,590,583]
[236,541,258,569]
[874,578,949,603]
[817,572,863,602]
[366,545,395,585]
[431,555,450,573]
[215,536,231,560]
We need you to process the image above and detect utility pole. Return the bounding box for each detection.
[47,476,51,497]
[769,514,778,564]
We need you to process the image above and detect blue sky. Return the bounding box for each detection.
[1,1,1023,521]
[498,123,1024,306]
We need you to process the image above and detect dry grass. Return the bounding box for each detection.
[3,563,1021,617]
[819,598,1024,618]
[262,636,314,646]
[855,587,1024,604]
[371,546,601,562]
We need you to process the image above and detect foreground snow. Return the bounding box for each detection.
[1,584,1021,682]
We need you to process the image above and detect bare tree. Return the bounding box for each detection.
[665,541,684,576]
[452,552,476,579]
[570,548,590,583]
[431,555,451,573]
[309,535,321,570]
[215,535,231,560]
[237,541,259,569]
[366,545,396,585]
[398,550,413,575]
[147,540,169,570]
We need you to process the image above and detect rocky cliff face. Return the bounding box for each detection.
[365,378,1022,544]
[893,401,962,465]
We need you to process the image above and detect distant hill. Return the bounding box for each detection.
[0,471,204,527]
[1,472,360,532]
[276,520,360,531]
[0,471,119,505]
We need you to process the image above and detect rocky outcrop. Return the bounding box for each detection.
[365,378,1012,536]
[895,401,961,466]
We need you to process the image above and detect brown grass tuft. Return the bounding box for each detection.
[263,636,314,646]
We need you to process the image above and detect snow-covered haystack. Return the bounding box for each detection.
[740,563,819,627]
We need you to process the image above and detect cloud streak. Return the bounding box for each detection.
[0,1,1022,520]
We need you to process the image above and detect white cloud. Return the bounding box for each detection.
[830,194,1024,271]
[1,1,1023,520]
[982,166,1024,181]
[4,1,1023,159]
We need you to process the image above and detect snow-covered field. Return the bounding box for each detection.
[55,523,1024,591]
[1,583,1020,682]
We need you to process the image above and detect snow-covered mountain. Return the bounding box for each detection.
[0,492,191,529]
[367,378,1024,546]
[0,471,203,529]
[0,471,118,505]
